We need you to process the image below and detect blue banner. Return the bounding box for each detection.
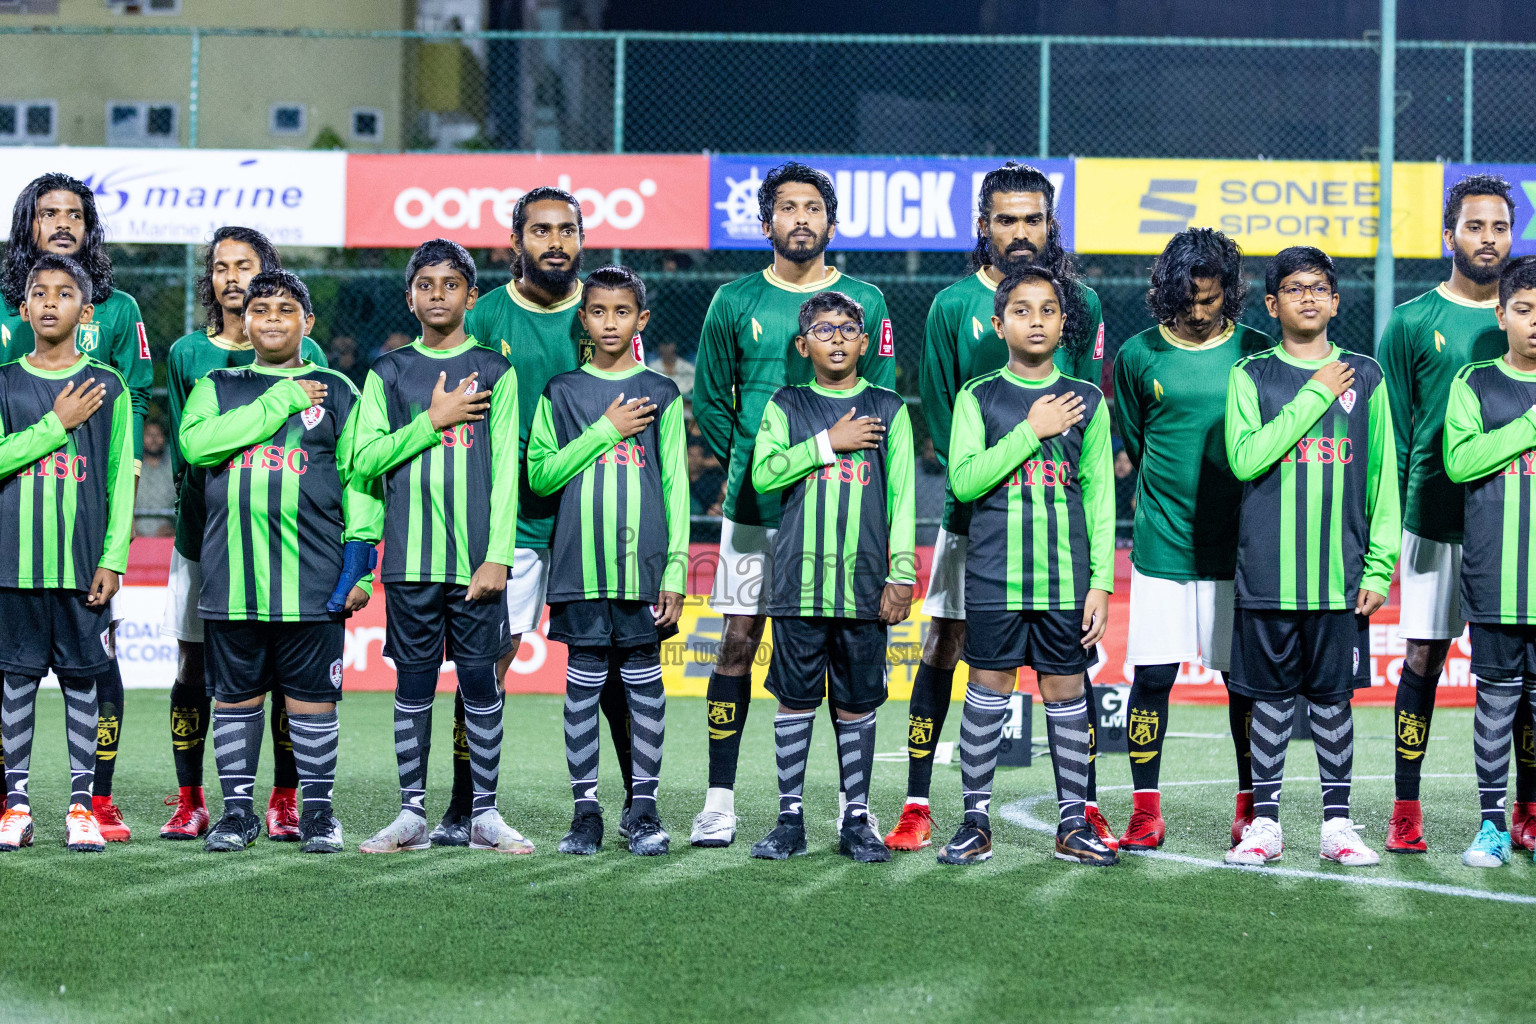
[708,155,1075,252]
[1445,163,1536,255]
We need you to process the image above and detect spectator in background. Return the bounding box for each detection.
[382,331,411,354]
[1113,436,1138,534]
[329,333,368,387]
[135,419,176,538]
[687,409,724,515]
[647,338,695,397]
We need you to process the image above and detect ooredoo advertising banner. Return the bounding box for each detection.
[0,146,348,247]
[708,155,1076,251]
[345,153,710,249]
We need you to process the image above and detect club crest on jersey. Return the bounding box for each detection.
[301,405,325,430]
[330,659,343,689]
[76,322,101,354]
[1339,387,1356,414]
[878,318,894,357]
[462,377,478,395]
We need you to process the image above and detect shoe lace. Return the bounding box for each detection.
[96,801,123,825]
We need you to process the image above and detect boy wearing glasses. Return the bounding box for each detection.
[1223,247,1399,868]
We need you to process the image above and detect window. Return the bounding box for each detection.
[269,104,306,137]
[0,2,62,14]
[105,0,181,13]
[350,108,383,142]
[105,101,178,146]
[0,100,57,144]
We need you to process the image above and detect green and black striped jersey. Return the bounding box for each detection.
[949,366,1115,612]
[0,354,135,590]
[526,363,689,604]
[751,379,916,619]
[351,337,519,585]
[1443,357,1536,624]
[1225,344,1399,611]
[180,362,383,622]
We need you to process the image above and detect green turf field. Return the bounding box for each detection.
[0,690,1527,1023]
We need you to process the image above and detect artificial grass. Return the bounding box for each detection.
[0,692,1526,1023]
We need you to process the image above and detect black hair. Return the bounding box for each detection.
[1146,227,1246,325]
[241,269,312,317]
[1499,255,1536,307]
[1444,173,1516,231]
[23,252,92,306]
[407,237,477,291]
[198,225,283,335]
[1266,246,1337,296]
[2,172,113,310]
[797,290,864,335]
[992,266,1087,346]
[583,265,647,311]
[510,186,583,276]
[757,162,838,226]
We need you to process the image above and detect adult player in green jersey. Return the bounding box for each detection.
[1224,247,1399,869]
[1112,228,1273,852]
[353,239,531,856]
[890,161,1109,854]
[691,162,894,847]
[1443,256,1536,868]
[1377,174,1535,854]
[180,270,382,855]
[528,266,688,857]
[748,291,915,864]
[454,186,636,847]
[1,174,152,841]
[0,254,133,854]
[159,226,329,843]
[938,267,1116,867]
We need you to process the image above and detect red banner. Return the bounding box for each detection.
[344,153,710,249]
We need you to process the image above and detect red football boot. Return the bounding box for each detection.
[1231,791,1255,849]
[1119,791,1166,851]
[160,786,209,840]
[1084,803,1119,853]
[266,787,300,842]
[882,802,934,851]
[1386,798,1427,853]
[92,794,131,842]
[1512,802,1536,853]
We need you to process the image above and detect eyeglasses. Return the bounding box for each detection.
[1278,283,1334,300]
[806,322,864,341]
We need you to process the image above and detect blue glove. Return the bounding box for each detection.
[327,542,378,613]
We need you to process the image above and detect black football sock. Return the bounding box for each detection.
[287,710,340,815]
[169,676,211,789]
[2,674,40,809]
[705,671,752,791]
[1308,700,1354,821]
[1225,680,1254,791]
[1474,680,1522,828]
[773,710,815,819]
[446,690,472,817]
[1128,663,1177,793]
[904,662,954,803]
[1084,688,1100,805]
[459,660,504,819]
[958,684,1009,830]
[270,704,299,791]
[212,705,264,816]
[599,662,635,806]
[1393,665,1436,801]
[1249,698,1296,821]
[92,660,122,797]
[619,649,665,820]
[1044,695,1093,825]
[1513,696,1536,804]
[835,711,878,822]
[564,650,606,816]
[393,669,437,819]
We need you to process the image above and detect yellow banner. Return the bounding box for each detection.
[1074,158,1443,258]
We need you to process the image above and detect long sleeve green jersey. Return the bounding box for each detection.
[526,363,689,604]
[918,269,1104,533]
[167,331,328,561]
[351,336,519,585]
[948,366,1115,612]
[751,379,916,619]
[0,355,134,590]
[692,267,894,529]
[1113,321,1273,581]
[1443,358,1536,625]
[464,281,593,550]
[1378,283,1507,544]
[3,290,152,465]
[180,363,383,622]
[1225,344,1399,611]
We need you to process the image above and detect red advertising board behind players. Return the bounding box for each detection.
[345,153,710,249]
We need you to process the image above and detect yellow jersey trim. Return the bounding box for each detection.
[1435,281,1498,309]
[504,279,584,314]
[762,266,841,293]
[1157,320,1236,352]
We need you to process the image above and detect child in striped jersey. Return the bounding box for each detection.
[942,267,1117,868]
[747,291,916,864]
[527,266,689,856]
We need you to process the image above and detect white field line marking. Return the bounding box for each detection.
[999,776,1536,906]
